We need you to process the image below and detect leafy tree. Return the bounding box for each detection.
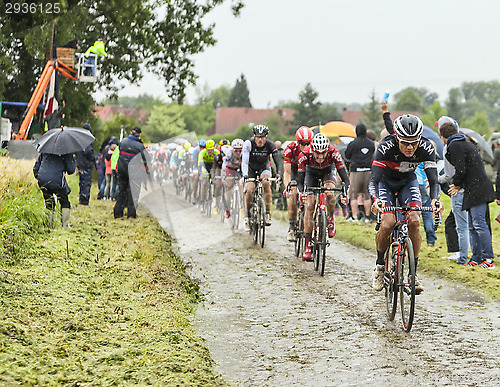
[234,123,254,140]
[462,111,490,136]
[144,104,186,142]
[181,102,215,135]
[420,101,447,128]
[196,83,232,109]
[0,0,243,127]
[393,87,425,112]
[291,83,321,130]
[360,90,382,132]
[264,114,281,135]
[445,87,464,124]
[228,74,252,107]
[101,94,164,110]
[97,113,138,145]
[319,103,341,124]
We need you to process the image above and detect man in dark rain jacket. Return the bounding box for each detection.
[113,127,147,219]
[33,152,76,228]
[75,123,97,205]
[439,122,495,268]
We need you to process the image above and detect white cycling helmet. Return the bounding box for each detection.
[221,145,232,155]
[231,138,244,149]
[393,114,423,138]
[311,133,330,153]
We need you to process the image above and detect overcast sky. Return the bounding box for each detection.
[98,0,500,108]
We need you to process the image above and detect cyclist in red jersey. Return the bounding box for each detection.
[297,133,350,261]
[283,126,314,241]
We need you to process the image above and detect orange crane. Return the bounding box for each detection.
[13,59,78,140]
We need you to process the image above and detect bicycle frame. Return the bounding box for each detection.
[376,203,441,332]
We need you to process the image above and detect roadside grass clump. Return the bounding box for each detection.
[0,158,47,260]
[0,159,225,386]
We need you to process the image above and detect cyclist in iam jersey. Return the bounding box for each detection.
[369,103,444,294]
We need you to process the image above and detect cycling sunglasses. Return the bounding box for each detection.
[298,141,310,146]
[398,138,420,147]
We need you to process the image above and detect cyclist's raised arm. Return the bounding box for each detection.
[241,140,251,177]
[381,102,394,134]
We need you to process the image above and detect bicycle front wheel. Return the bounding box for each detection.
[318,210,327,276]
[258,197,266,248]
[400,237,416,332]
[385,242,398,321]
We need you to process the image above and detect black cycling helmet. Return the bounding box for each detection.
[253,124,269,136]
[393,114,423,138]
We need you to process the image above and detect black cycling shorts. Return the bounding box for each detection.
[304,166,336,194]
[378,174,421,210]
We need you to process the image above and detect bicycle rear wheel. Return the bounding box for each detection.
[400,237,416,332]
[231,188,240,230]
[206,183,213,218]
[318,210,327,276]
[384,242,398,321]
[258,197,266,248]
[313,214,320,271]
[294,207,304,258]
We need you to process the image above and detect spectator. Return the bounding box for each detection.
[33,152,76,228]
[345,123,375,222]
[416,163,437,247]
[74,123,97,205]
[44,100,65,131]
[436,117,468,263]
[439,122,495,268]
[84,39,110,76]
[104,143,118,199]
[114,127,146,219]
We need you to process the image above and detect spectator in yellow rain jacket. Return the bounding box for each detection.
[84,39,109,76]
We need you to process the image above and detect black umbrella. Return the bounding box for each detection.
[33,126,95,155]
[459,128,494,163]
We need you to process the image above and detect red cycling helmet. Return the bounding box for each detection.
[295,126,314,143]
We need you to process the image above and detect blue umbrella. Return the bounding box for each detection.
[422,126,444,159]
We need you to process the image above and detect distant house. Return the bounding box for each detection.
[93,105,150,124]
[207,107,296,135]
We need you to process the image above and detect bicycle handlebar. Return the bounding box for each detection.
[375,201,442,231]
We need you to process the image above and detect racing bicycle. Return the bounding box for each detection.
[376,203,441,332]
[245,177,276,248]
[308,183,346,276]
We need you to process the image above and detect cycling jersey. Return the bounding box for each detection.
[241,138,282,177]
[296,144,349,191]
[368,112,440,202]
[283,141,301,167]
[198,148,220,172]
[155,149,167,163]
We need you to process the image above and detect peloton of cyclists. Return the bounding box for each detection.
[222,138,244,218]
[242,125,282,229]
[369,104,444,294]
[283,126,314,241]
[296,133,350,261]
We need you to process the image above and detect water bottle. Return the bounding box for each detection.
[382,90,390,103]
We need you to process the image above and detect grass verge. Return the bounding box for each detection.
[273,194,500,301]
[0,158,224,385]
